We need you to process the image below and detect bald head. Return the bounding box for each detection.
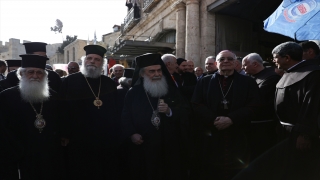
[216,50,236,72]
[161,54,178,74]
[205,56,217,73]
[242,53,265,75]
[194,67,203,77]
[186,60,194,73]
[67,62,80,74]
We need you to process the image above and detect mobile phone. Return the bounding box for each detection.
[159,99,164,104]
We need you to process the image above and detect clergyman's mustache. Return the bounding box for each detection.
[152,76,161,80]
[86,65,97,68]
[29,78,40,82]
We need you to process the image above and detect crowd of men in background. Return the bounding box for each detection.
[0,40,320,180]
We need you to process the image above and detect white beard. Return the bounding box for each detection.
[19,75,50,103]
[80,65,102,78]
[143,76,168,98]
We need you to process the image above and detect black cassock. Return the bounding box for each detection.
[0,86,61,180]
[117,84,130,112]
[59,72,120,180]
[121,80,188,180]
[172,72,197,100]
[191,71,260,180]
[249,67,280,160]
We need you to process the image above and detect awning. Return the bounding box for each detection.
[207,0,282,23]
[111,40,175,56]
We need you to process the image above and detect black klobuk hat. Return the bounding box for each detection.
[19,54,49,69]
[5,59,21,68]
[23,42,47,54]
[84,45,107,58]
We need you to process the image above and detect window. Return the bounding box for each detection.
[73,47,75,61]
[158,31,176,43]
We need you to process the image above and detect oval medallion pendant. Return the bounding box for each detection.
[94,99,103,107]
[151,111,161,130]
[34,115,46,133]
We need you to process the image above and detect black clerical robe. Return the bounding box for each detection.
[191,71,260,180]
[275,61,320,137]
[0,86,61,180]
[250,67,280,160]
[121,80,188,180]
[172,72,197,100]
[0,79,8,92]
[117,84,130,111]
[59,72,120,180]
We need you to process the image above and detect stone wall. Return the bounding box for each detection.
[118,0,220,67]
[0,38,61,60]
[50,53,64,65]
[123,0,175,42]
[102,31,121,49]
[63,39,87,64]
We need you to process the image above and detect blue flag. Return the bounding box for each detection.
[264,0,320,40]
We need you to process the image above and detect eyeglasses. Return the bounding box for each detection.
[217,57,235,62]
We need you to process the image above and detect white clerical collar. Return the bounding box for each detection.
[287,60,305,71]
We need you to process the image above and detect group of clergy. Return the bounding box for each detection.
[0,40,320,180]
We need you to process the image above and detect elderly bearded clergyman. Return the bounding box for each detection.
[0,54,62,180]
[59,45,120,179]
[121,53,189,180]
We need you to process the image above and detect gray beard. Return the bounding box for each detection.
[143,76,168,98]
[80,65,102,78]
[19,76,50,103]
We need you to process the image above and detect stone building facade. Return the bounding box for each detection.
[0,38,61,61]
[102,31,121,52]
[49,52,65,65]
[111,0,289,68]
[50,39,109,66]
[63,39,88,64]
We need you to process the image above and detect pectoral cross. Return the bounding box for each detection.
[221,99,229,109]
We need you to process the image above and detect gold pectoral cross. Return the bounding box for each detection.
[221,99,229,109]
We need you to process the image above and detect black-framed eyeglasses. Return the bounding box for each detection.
[217,57,235,62]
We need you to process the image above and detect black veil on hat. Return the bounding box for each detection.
[6,59,21,68]
[84,45,107,58]
[23,42,47,54]
[131,53,175,87]
[19,54,49,69]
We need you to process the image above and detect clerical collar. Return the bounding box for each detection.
[217,71,235,78]
[287,60,305,71]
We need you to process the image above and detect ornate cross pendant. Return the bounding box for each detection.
[221,99,229,109]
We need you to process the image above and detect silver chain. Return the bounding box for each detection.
[29,102,43,117]
[144,89,159,112]
[217,78,234,99]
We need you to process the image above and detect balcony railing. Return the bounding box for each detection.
[142,0,161,13]
[123,5,141,33]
